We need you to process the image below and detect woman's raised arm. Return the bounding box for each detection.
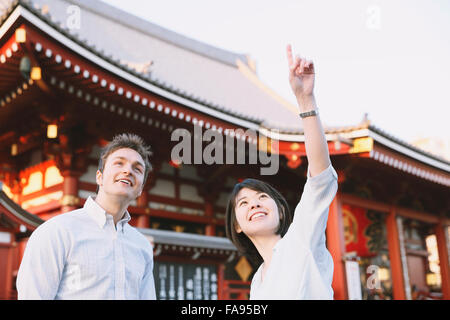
[286,44,330,177]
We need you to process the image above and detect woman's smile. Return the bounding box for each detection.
[249,211,268,221]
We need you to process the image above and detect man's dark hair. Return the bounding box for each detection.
[97,133,152,191]
[225,178,292,266]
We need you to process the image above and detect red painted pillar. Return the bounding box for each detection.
[61,173,80,213]
[435,222,450,299]
[5,241,14,300]
[136,189,150,228]
[326,194,348,300]
[205,201,216,236]
[135,214,150,229]
[386,208,407,300]
[0,238,14,300]
[217,263,226,300]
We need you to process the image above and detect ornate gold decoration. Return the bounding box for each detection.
[343,207,358,245]
[60,194,80,206]
[350,137,373,153]
[235,256,253,282]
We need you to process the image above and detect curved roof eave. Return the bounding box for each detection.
[1,2,263,130]
[0,191,44,229]
[368,124,450,172]
[261,123,450,173]
[138,228,237,251]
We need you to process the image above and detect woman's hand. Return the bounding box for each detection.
[286,44,330,176]
[286,44,315,102]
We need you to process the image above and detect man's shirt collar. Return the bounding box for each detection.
[84,197,131,231]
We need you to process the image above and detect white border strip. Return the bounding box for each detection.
[13,6,259,131]
[0,5,21,39]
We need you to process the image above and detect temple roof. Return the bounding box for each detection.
[1,0,449,180]
[1,0,302,130]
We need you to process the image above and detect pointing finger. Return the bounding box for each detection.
[286,44,294,67]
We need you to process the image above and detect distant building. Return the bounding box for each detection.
[411,137,450,162]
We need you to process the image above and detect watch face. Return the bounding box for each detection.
[300,110,317,118]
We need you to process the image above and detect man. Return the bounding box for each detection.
[16,133,156,299]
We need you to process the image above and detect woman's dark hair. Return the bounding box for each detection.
[225,178,293,266]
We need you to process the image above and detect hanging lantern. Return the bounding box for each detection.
[47,124,58,139]
[19,56,31,79]
[15,28,26,43]
[11,144,18,156]
[30,67,41,80]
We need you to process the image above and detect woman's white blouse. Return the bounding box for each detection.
[250,164,338,300]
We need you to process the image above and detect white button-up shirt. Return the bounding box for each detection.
[250,164,338,300]
[17,197,156,300]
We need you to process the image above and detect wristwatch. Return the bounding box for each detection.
[299,109,319,119]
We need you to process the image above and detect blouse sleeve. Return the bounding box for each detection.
[286,164,338,250]
[282,164,338,297]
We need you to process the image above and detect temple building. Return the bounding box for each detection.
[0,0,449,300]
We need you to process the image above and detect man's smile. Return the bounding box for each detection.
[115,178,133,186]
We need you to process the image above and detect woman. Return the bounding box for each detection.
[225,45,338,299]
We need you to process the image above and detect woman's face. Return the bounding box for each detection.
[234,187,281,238]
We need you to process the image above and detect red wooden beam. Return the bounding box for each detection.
[19,183,63,202]
[341,193,442,224]
[131,206,224,226]
[26,199,61,216]
[396,207,440,224]
[340,193,390,213]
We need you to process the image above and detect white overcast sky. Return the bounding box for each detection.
[103,0,450,144]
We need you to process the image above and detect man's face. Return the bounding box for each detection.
[96,148,146,202]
